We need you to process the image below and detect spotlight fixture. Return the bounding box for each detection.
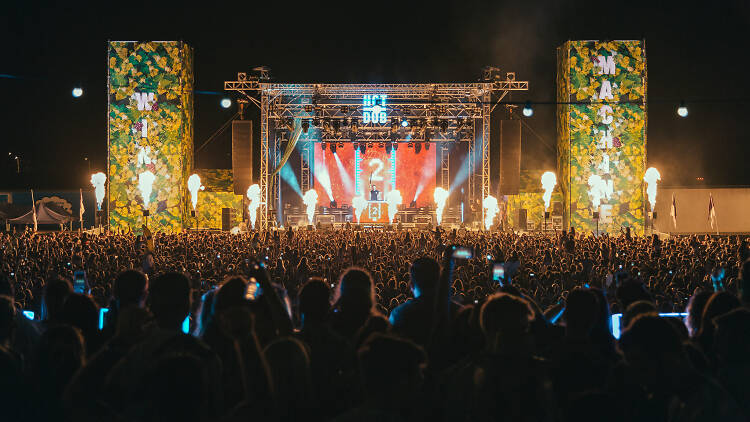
[359,143,367,154]
[220,98,232,108]
[432,118,440,127]
[302,121,310,133]
[313,117,320,126]
[330,200,337,208]
[401,118,409,127]
[391,118,399,132]
[321,142,327,151]
[677,100,688,118]
[385,143,392,154]
[408,142,414,148]
[378,142,385,148]
[393,142,398,151]
[351,120,358,133]
[410,200,417,208]
[332,120,340,132]
[440,121,449,133]
[72,87,84,98]
[353,142,359,150]
[425,141,430,151]
[338,142,344,149]
[415,142,422,154]
[340,106,349,113]
[304,104,313,113]
[522,101,533,117]
[330,143,337,154]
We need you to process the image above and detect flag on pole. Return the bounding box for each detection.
[670,193,677,229]
[709,193,717,232]
[31,189,37,232]
[79,188,85,232]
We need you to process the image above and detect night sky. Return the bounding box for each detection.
[2,1,748,190]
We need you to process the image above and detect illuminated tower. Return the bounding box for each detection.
[556,40,646,235]
[107,41,194,232]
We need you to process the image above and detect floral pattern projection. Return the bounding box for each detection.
[193,169,244,230]
[556,40,646,235]
[108,41,194,233]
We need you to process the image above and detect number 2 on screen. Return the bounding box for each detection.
[369,159,384,181]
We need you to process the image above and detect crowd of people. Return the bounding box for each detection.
[2,226,750,421]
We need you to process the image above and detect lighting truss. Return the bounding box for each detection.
[225,71,528,229]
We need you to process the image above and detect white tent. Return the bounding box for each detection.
[8,202,73,225]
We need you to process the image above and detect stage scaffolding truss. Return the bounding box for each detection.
[225,69,528,229]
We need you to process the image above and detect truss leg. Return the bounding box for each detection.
[260,91,269,229]
[481,86,491,228]
[441,145,450,191]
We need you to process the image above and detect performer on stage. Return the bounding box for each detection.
[370,184,380,201]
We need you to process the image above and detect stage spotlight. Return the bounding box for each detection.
[72,87,83,98]
[522,101,533,117]
[401,118,409,127]
[410,200,417,208]
[393,142,398,151]
[302,121,310,133]
[432,118,439,127]
[359,143,367,154]
[340,106,349,113]
[330,200,337,208]
[353,142,359,150]
[378,142,385,148]
[304,104,313,113]
[391,118,399,132]
[677,101,688,118]
[332,120,340,132]
[415,142,422,154]
[351,120,358,133]
[321,142,327,151]
[425,141,430,150]
[220,98,232,108]
[338,142,344,149]
[330,143,337,154]
[440,121,448,133]
[408,142,414,148]
[313,117,320,126]
[385,143,392,154]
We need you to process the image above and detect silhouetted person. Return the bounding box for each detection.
[713,308,750,418]
[102,269,148,340]
[41,277,72,328]
[264,337,318,422]
[60,293,101,354]
[333,333,427,421]
[332,268,379,341]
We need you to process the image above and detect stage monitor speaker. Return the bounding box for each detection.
[221,208,231,231]
[518,208,527,230]
[232,120,253,195]
[499,120,521,195]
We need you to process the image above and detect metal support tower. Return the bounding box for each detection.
[225,70,527,229]
[259,90,269,230]
[440,145,450,191]
[300,143,311,194]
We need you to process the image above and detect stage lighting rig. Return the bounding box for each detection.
[415,142,422,154]
[401,118,409,127]
[313,117,320,127]
[425,141,430,151]
[440,121,449,133]
[330,200,337,208]
[338,142,344,149]
[393,142,398,151]
[302,121,310,133]
[304,104,313,113]
[321,142,327,151]
[330,143,337,154]
[385,143,392,154]
[359,143,367,154]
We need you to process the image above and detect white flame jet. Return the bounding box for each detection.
[385,190,402,223]
[246,184,261,229]
[352,195,367,223]
[303,190,318,225]
[187,174,203,211]
[483,195,499,231]
[643,167,661,211]
[588,174,606,211]
[90,172,106,211]
[433,187,449,225]
[541,171,557,211]
[138,171,156,209]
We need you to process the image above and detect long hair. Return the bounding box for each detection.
[333,267,375,315]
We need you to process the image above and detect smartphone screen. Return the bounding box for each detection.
[99,308,109,330]
[22,310,34,320]
[452,247,473,260]
[73,271,86,294]
[492,263,505,286]
[245,278,261,300]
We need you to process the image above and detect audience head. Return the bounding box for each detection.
[619,315,684,385]
[480,293,535,348]
[60,293,99,343]
[357,333,426,404]
[336,267,375,314]
[264,337,312,407]
[113,270,148,308]
[0,295,15,346]
[34,325,86,397]
[148,272,191,330]
[299,277,331,323]
[564,288,601,336]
[685,290,713,337]
[42,277,73,322]
[409,257,441,297]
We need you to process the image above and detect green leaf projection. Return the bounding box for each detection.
[108,41,194,233]
[557,40,646,235]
